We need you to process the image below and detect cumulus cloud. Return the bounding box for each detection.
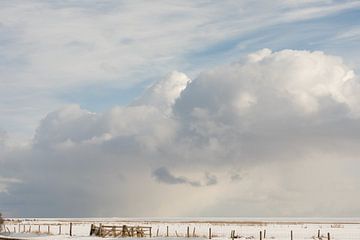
[1,49,360,217]
[133,71,191,114]
[2,0,360,140]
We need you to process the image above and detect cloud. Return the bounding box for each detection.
[1,49,360,217]
[0,129,7,146]
[205,172,217,186]
[152,167,218,187]
[132,71,191,114]
[2,0,360,139]
[152,167,201,187]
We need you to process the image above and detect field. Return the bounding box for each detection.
[1,218,360,240]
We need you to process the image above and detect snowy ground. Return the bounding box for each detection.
[2,218,360,240]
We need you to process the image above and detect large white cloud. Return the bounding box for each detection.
[1,49,360,217]
[2,0,360,140]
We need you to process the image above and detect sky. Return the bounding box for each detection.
[1,0,360,217]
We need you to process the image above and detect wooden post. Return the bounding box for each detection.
[264,230,266,238]
[166,226,169,237]
[29,225,31,233]
[14,227,16,233]
[48,225,50,234]
[111,226,116,237]
[260,231,263,240]
[149,227,152,238]
[70,223,73,236]
[90,224,93,236]
[38,225,41,233]
[291,230,293,240]
[318,230,320,238]
[99,224,102,237]
[156,228,159,237]
[231,230,235,240]
[23,225,25,232]
[187,226,190,238]
[327,233,330,240]
[193,227,196,237]
[209,228,212,239]
[59,225,61,235]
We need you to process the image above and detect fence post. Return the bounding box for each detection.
[260,231,263,240]
[193,227,196,237]
[264,230,266,238]
[70,223,73,236]
[318,230,320,238]
[38,225,41,233]
[291,230,293,240]
[59,225,61,235]
[166,226,169,237]
[149,227,152,238]
[112,226,116,237]
[209,228,212,239]
[48,225,50,234]
[327,233,330,240]
[187,226,190,238]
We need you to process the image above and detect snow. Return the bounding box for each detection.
[2,218,360,240]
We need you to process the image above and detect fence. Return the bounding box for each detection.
[90,224,152,237]
[1,223,74,236]
[3,221,360,239]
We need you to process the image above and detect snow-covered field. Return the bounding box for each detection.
[2,218,360,240]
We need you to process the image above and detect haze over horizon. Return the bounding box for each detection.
[1,0,360,218]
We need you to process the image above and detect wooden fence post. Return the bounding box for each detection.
[291,230,293,240]
[70,223,73,236]
[156,228,159,237]
[187,226,190,238]
[166,226,169,237]
[193,227,196,237]
[38,225,41,233]
[48,225,50,234]
[90,224,94,236]
[318,230,320,238]
[327,232,330,240]
[112,226,116,237]
[209,228,212,239]
[260,231,263,240]
[149,227,152,238]
[59,225,61,235]
[99,224,102,237]
[231,230,235,240]
[264,230,266,238]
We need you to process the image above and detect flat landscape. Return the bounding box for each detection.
[2,218,360,240]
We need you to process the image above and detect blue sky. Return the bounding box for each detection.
[1,0,360,140]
